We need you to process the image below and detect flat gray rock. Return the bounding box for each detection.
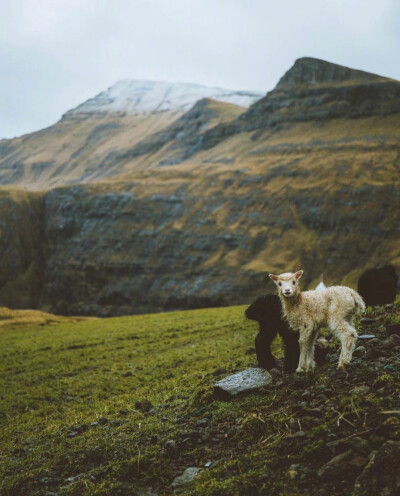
[214,368,272,400]
[171,467,201,487]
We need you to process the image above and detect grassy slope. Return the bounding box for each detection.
[1,304,399,496]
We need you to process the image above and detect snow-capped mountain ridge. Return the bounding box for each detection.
[64,80,264,118]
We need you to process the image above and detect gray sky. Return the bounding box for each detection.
[1,0,399,139]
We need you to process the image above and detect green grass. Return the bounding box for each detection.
[0,306,282,495]
[1,304,399,496]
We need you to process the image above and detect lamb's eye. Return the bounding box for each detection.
[292,281,295,285]
[278,282,282,286]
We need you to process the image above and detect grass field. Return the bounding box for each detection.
[0,305,277,495]
[1,304,399,495]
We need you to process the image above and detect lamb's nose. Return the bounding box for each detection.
[284,289,290,294]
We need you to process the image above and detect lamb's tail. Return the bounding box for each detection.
[352,290,366,316]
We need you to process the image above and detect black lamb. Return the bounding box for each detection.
[357,265,398,307]
[245,294,329,373]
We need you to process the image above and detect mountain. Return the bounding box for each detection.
[64,79,262,117]
[0,81,263,190]
[0,57,399,315]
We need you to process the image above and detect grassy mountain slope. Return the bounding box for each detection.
[0,95,248,190]
[1,302,400,495]
[0,58,399,314]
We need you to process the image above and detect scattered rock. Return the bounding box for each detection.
[349,455,369,468]
[350,386,370,395]
[353,346,366,357]
[269,367,282,377]
[360,318,375,326]
[354,441,400,495]
[382,335,400,349]
[348,437,371,455]
[171,467,201,487]
[214,368,272,400]
[109,420,122,426]
[68,424,88,434]
[135,399,153,412]
[358,334,376,340]
[285,430,306,440]
[317,450,353,478]
[386,323,400,336]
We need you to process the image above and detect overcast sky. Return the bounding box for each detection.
[0,0,399,139]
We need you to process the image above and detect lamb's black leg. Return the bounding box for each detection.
[255,328,279,370]
[280,329,300,373]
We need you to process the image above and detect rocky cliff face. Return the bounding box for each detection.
[0,57,399,315]
[193,57,400,153]
[0,190,44,308]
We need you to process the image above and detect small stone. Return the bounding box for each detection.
[349,455,369,467]
[361,318,375,326]
[358,334,376,340]
[196,419,208,426]
[382,334,400,349]
[386,323,400,336]
[214,368,272,400]
[171,467,201,487]
[351,386,370,395]
[90,422,99,427]
[317,450,352,477]
[354,441,400,495]
[299,407,323,418]
[348,436,370,455]
[98,417,108,425]
[135,399,153,412]
[109,420,122,426]
[269,367,282,377]
[300,416,321,429]
[67,431,78,438]
[353,346,366,357]
[285,430,306,440]
[204,461,212,468]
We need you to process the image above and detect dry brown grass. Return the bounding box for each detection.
[0,306,92,330]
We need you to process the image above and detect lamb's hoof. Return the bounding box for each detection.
[296,367,306,373]
[337,362,349,370]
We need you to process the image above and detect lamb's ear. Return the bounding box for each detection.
[269,273,278,282]
[294,270,304,280]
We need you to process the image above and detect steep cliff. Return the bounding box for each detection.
[0,189,44,308]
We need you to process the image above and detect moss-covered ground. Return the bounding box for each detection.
[1,303,399,495]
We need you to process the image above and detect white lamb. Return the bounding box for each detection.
[269,270,366,371]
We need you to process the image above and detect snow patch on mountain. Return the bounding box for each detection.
[64,80,263,118]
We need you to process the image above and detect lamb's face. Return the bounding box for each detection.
[269,270,303,298]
